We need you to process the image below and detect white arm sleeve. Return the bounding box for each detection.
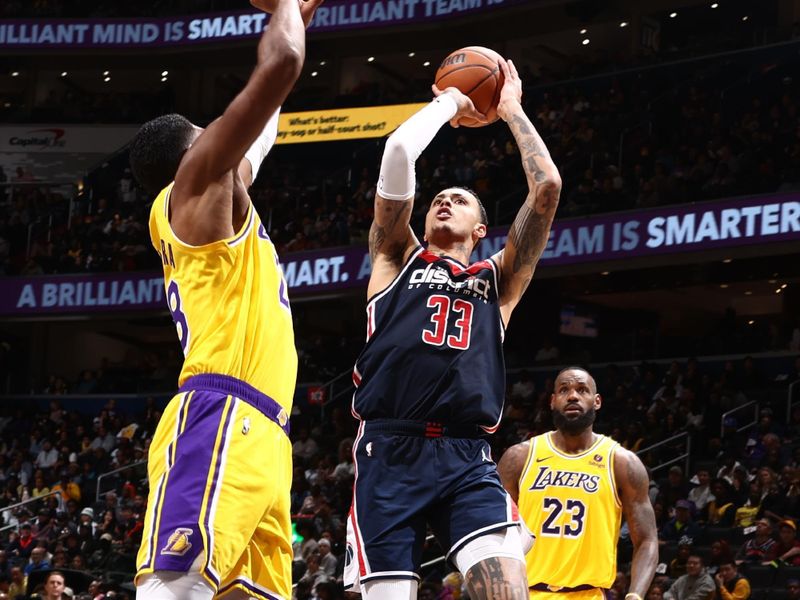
[377,94,458,201]
[244,107,281,181]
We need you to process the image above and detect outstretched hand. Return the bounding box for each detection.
[496,58,523,122]
[249,0,324,28]
[431,84,488,128]
[298,0,325,27]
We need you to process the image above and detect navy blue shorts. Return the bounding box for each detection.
[347,420,515,585]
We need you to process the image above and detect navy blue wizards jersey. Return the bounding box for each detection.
[352,246,506,430]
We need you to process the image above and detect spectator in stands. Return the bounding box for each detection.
[510,371,536,403]
[758,466,789,520]
[612,571,630,600]
[688,469,714,513]
[787,579,800,600]
[707,540,733,575]
[661,500,703,543]
[316,538,337,577]
[664,554,715,600]
[42,571,65,600]
[648,584,666,600]
[622,423,646,453]
[331,438,354,483]
[8,524,35,560]
[298,552,329,595]
[772,519,800,565]
[669,538,694,578]
[292,426,319,461]
[713,561,749,600]
[7,567,25,599]
[34,441,58,470]
[0,551,8,581]
[23,545,50,575]
[735,518,777,564]
[717,456,746,486]
[705,479,737,527]
[662,467,691,510]
[734,483,762,528]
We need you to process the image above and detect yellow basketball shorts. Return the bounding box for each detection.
[135,374,293,600]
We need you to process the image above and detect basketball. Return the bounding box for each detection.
[434,46,505,127]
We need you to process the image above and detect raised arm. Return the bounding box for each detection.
[170,0,315,245]
[177,0,308,191]
[493,59,561,326]
[497,441,530,505]
[367,89,485,297]
[615,448,658,600]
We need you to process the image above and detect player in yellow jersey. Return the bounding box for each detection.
[498,367,658,600]
[127,2,323,599]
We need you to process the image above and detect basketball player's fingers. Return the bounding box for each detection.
[507,59,520,81]
[299,0,325,27]
[432,84,444,97]
[498,57,510,78]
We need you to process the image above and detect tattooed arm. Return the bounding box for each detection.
[493,59,562,326]
[615,448,659,600]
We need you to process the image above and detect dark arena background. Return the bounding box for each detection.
[1,0,800,598]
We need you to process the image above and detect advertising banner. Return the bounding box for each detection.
[1,194,797,315]
[0,0,525,50]
[0,125,139,154]
[277,104,427,144]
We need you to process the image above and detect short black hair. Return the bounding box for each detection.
[555,366,597,393]
[129,113,195,195]
[688,554,704,564]
[455,186,488,226]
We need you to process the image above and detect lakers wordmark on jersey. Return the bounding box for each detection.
[519,432,622,590]
[149,182,297,411]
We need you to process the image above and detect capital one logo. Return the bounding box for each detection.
[8,128,66,149]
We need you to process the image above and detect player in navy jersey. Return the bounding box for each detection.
[344,59,561,600]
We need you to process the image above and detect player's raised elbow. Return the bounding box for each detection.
[383,132,412,165]
[276,42,305,79]
[261,41,305,83]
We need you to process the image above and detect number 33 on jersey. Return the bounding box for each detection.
[352,247,505,427]
[518,432,622,590]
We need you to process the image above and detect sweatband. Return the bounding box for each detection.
[244,107,280,181]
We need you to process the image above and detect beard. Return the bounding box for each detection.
[552,406,596,435]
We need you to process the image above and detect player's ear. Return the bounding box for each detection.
[473,222,487,239]
[549,394,555,411]
[594,393,602,411]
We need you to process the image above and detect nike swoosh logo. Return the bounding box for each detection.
[536,456,553,463]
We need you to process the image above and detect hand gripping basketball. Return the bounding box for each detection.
[431,85,488,129]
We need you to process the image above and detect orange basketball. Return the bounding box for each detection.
[434,46,505,127]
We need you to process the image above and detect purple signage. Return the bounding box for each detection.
[1,194,798,315]
[2,273,164,315]
[279,193,800,293]
[0,0,527,49]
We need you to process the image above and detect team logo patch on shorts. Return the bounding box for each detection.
[161,528,194,556]
[277,409,288,427]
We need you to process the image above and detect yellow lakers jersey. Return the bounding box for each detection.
[149,182,297,411]
[519,432,622,589]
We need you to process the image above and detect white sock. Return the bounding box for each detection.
[136,572,214,600]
